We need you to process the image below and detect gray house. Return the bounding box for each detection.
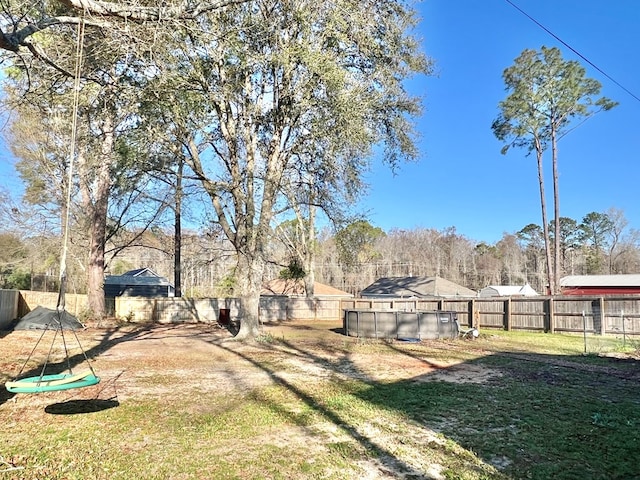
[361,276,476,298]
[104,268,175,298]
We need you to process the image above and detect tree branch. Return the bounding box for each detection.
[24,41,76,78]
[0,0,249,53]
[58,0,248,21]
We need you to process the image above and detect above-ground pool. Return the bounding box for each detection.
[343,309,459,340]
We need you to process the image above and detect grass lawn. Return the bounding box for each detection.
[1,322,639,479]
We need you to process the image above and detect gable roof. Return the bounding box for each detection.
[105,273,173,287]
[560,274,640,287]
[361,276,476,298]
[262,279,353,297]
[122,268,160,277]
[479,284,539,297]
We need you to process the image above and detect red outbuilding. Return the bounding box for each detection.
[560,274,640,295]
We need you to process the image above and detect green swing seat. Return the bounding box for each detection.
[6,370,100,394]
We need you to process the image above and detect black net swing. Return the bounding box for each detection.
[5,16,100,394]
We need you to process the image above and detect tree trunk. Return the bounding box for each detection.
[303,205,316,298]
[535,139,554,295]
[86,157,110,317]
[304,258,315,299]
[174,160,183,297]
[233,252,264,340]
[81,116,114,318]
[551,127,561,295]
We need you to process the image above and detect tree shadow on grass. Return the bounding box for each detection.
[214,340,422,478]
[212,334,504,479]
[5,320,638,478]
[355,345,640,480]
[211,325,640,479]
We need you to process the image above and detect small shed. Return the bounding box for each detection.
[104,268,175,297]
[560,274,640,296]
[361,276,476,299]
[479,284,539,297]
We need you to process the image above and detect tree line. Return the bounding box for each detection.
[2,206,638,299]
[318,209,639,295]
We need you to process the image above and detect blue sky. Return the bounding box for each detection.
[360,0,640,242]
[1,1,638,244]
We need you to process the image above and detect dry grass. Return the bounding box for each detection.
[1,322,638,479]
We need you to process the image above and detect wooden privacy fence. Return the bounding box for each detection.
[17,290,88,318]
[5,288,640,335]
[3,290,344,324]
[115,296,343,323]
[341,296,640,335]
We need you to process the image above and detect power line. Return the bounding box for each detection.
[505,0,640,104]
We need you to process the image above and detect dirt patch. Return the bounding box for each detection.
[414,362,503,384]
[1,322,506,408]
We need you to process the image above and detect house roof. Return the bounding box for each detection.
[479,284,539,297]
[105,273,173,287]
[361,276,476,298]
[560,274,640,287]
[262,279,353,297]
[122,268,159,277]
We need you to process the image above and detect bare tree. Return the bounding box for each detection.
[604,208,633,274]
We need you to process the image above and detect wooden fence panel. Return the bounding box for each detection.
[115,297,241,324]
[602,298,640,335]
[440,299,471,325]
[259,296,288,322]
[551,298,593,332]
[313,299,343,321]
[282,297,316,320]
[0,289,19,329]
[339,295,640,335]
[18,291,88,317]
[152,297,201,323]
[416,300,442,311]
[510,298,546,330]
[476,299,504,328]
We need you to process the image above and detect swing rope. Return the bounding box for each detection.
[6,12,100,394]
[58,7,85,314]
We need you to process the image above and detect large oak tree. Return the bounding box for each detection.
[141,0,431,338]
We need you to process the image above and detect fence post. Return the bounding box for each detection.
[468,299,476,328]
[582,311,587,353]
[547,297,555,333]
[504,298,511,331]
[599,297,606,335]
